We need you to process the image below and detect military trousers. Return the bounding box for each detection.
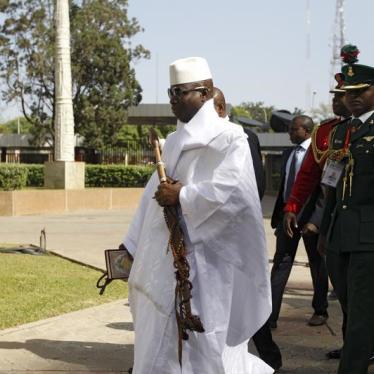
[327,250,374,374]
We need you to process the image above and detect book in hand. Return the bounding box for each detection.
[97,248,133,295]
[105,248,133,279]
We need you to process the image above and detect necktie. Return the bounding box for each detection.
[284,146,300,202]
[350,118,362,133]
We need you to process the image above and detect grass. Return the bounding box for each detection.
[0,249,128,330]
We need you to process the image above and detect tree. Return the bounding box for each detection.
[310,102,334,124]
[0,116,32,133]
[115,124,176,149]
[0,0,149,148]
[231,101,274,124]
[292,107,305,115]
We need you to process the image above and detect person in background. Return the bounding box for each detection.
[283,70,352,361]
[318,45,374,374]
[269,115,329,328]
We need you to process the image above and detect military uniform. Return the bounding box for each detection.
[284,117,348,215]
[284,72,349,215]
[321,45,374,374]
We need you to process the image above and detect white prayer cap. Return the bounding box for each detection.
[169,57,212,86]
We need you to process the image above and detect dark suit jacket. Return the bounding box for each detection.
[271,147,320,229]
[244,128,266,200]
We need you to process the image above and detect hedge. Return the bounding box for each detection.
[85,165,153,187]
[0,164,28,190]
[0,164,154,190]
[25,164,44,187]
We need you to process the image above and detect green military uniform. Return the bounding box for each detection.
[321,45,374,374]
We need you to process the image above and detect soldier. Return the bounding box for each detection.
[283,72,351,229]
[319,45,374,374]
[283,70,352,361]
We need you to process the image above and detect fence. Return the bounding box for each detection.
[1,143,286,195]
[1,141,154,166]
[1,147,53,164]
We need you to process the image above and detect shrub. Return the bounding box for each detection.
[85,165,153,187]
[0,163,154,189]
[25,164,44,187]
[0,164,28,190]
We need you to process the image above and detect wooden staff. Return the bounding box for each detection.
[148,128,204,365]
[150,131,167,183]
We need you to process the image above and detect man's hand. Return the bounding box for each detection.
[154,180,183,207]
[301,222,319,237]
[283,212,298,238]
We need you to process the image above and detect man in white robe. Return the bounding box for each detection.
[122,57,273,374]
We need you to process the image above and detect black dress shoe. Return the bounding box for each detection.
[369,352,374,365]
[326,348,341,359]
[328,290,338,300]
[308,313,328,326]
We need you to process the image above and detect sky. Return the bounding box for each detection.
[1,0,374,121]
[127,0,374,113]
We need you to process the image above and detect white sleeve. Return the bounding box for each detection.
[123,172,158,256]
[179,134,257,243]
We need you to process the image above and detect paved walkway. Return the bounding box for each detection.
[0,199,373,373]
[0,300,133,374]
[0,195,317,289]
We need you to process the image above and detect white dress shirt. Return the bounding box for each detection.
[356,110,374,123]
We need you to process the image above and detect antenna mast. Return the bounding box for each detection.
[330,0,346,87]
[305,0,312,111]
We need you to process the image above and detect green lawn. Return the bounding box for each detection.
[0,251,128,330]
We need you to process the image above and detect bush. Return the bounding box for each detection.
[0,163,154,189]
[0,164,28,190]
[85,165,153,187]
[25,164,44,187]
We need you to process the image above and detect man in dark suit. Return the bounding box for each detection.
[319,47,374,374]
[213,87,266,199]
[243,127,266,199]
[269,115,329,328]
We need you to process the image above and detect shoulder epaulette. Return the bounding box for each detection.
[311,117,344,165]
[325,117,351,160]
[319,117,338,126]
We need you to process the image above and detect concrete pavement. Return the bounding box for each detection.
[0,300,133,373]
[0,195,307,271]
[0,197,373,373]
[0,194,317,289]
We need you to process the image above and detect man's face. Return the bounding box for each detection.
[332,92,348,116]
[169,82,207,123]
[288,118,308,145]
[345,85,374,117]
[214,102,226,118]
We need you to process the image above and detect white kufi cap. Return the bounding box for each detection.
[169,57,212,85]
